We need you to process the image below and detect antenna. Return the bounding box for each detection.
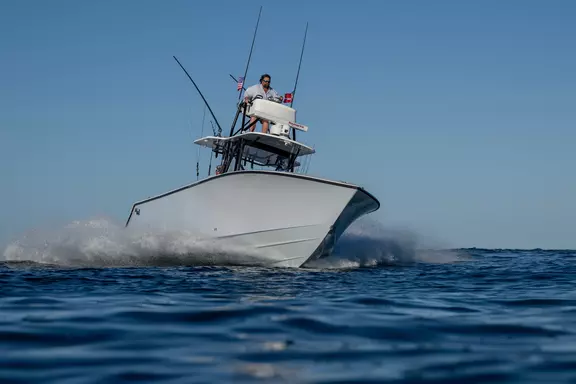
[290,22,308,141]
[291,22,308,108]
[173,55,223,135]
[237,6,262,101]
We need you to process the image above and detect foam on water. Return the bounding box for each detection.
[2,217,469,269]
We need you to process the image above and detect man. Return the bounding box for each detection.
[243,74,283,134]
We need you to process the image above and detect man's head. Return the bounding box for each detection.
[260,74,271,89]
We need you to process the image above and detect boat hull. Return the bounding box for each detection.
[125,171,379,268]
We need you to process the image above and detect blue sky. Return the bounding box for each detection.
[1,0,575,250]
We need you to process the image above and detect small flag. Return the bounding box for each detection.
[284,92,293,104]
[237,76,244,91]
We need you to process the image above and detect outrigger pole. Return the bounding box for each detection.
[173,55,223,136]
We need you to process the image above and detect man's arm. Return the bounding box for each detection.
[271,88,283,101]
[244,85,256,103]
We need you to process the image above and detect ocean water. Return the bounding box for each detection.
[1,218,575,383]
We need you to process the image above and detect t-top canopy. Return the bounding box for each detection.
[194,132,315,167]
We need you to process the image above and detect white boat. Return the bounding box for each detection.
[124,14,380,268]
[125,97,379,267]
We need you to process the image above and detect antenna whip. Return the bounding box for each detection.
[291,22,308,108]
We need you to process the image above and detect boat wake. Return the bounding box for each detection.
[1,217,469,269]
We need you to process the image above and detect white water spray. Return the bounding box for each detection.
[1,216,469,269]
[304,217,470,269]
[1,217,271,268]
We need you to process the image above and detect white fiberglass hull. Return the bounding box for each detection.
[125,171,379,268]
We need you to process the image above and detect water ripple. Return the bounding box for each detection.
[1,249,576,382]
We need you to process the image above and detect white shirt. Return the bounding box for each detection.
[244,83,280,102]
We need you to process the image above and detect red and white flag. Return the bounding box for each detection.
[283,92,293,104]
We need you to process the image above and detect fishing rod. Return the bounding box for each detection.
[227,6,262,140]
[173,55,223,136]
[237,6,262,102]
[290,22,308,141]
[217,5,263,175]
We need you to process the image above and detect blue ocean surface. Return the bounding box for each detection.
[1,218,575,383]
